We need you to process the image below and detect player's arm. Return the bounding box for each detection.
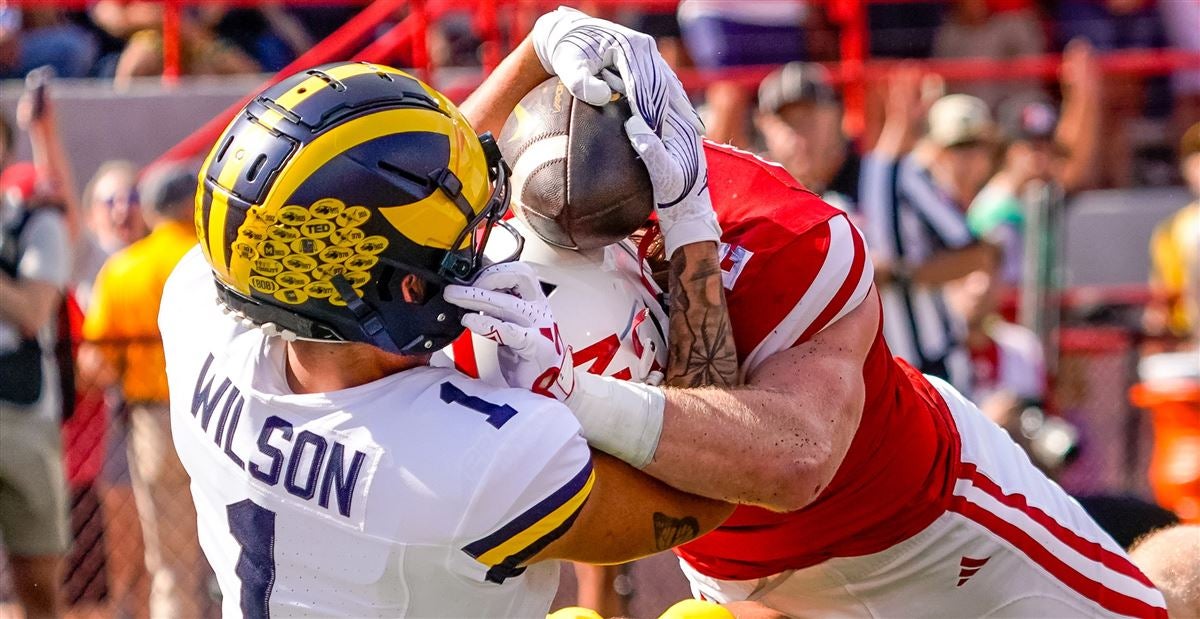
[454,393,730,581]
[903,241,999,286]
[0,274,60,337]
[530,450,733,565]
[458,37,550,138]
[664,242,739,387]
[644,290,875,511]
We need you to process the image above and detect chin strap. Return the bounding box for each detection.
[329,275,405,354]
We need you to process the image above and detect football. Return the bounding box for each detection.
[498,78,655,250]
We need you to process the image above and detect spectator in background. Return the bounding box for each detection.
[860,74,999,393]
[82,165,203,619]
[75,161,143,308]
[932,0,1044,109]
[0,111,71,619]
[677,0,806,148]
[74,159,152,619]
[89,0,258,89]
[1129,524,1200,619]
[0,5,99,79]
[1144,122,1200,343]
[755,62,860,214]
[1056,0,1166,188]
[968,40,1103,286]
[943,263,1081,476]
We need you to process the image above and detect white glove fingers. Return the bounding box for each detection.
[442,285,534,325]
[626,115,684,203]
[461,313,534,353]
[470,262,544,301]
[599,68,626,95]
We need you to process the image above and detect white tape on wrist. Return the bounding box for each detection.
[566,372,665,469]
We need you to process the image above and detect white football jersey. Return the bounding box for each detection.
[160,248,594,618]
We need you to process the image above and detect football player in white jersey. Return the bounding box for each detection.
[160,43,733,618]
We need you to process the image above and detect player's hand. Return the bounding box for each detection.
[530,7,701,136]
[625,112,720,258]
[443,262,577,402]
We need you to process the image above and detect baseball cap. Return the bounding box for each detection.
[1181,122,1200,160]
[927,94,994,148]
[758,62,841,115]
[139,163,197,216]
[998,97,1059,143]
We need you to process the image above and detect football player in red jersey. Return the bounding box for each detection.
[452,9,1168,618]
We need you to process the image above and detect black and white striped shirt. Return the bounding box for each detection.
[860,152,974,393]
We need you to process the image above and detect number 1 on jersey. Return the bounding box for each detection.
[228,499,276,619]
[439,382,517,429]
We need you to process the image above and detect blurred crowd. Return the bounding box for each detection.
[1,1,1198,618]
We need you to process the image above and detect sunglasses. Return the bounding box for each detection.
[100,190,140,209]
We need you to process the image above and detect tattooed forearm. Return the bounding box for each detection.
[653,512,701,551]
[665,243,740,388]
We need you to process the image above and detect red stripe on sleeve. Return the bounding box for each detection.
[799,216,867,343]
[960,464,1157,590]
[949,496,1166,618]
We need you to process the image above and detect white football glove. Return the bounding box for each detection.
[443,262,576,402]
[625,112,719,258]
[531,6,720,257]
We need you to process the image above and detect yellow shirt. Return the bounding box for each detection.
[84,220,197,402]
[1150,203,1200,338]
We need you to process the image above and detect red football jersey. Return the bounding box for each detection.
[674,142,960,581]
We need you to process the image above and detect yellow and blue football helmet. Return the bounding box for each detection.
[196,62,513,354]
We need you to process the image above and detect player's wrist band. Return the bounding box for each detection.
[566,372,665,469]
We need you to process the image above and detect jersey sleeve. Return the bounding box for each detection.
[728,213,874,376]
[452,390,594,584]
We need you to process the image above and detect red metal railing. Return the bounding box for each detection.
[12,0,1193,163]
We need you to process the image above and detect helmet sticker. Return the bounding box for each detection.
[344,254,379,271]
[336,206,371,228]
[332,227,366,247]
[356,236,389,255]
[276,271,311,289]
[258,240,289,258]
[290,237,326,256]
[303,281,335,299]
[318,246,353,264]
[250,276,280,294]
[274,288,310,305]
[253,258,283,276]
[243,198,378,305]
[267,226,301,242]
[282,254,318,272]
[278,205,311,226]
[309,198,345,220]
[300,220,335,239]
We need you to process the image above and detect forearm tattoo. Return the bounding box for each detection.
[653,512,701,551]
[665,245,739,388]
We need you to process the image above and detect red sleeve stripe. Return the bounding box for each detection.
[950,467,1166,617]
[741,216,858,376]
[798,216,872,343]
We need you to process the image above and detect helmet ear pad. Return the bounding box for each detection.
[349,262,467,353]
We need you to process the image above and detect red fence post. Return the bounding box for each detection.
[162,0,182,86]
[836,0,868,138]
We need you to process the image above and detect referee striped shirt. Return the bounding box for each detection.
[860,152,974,393]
